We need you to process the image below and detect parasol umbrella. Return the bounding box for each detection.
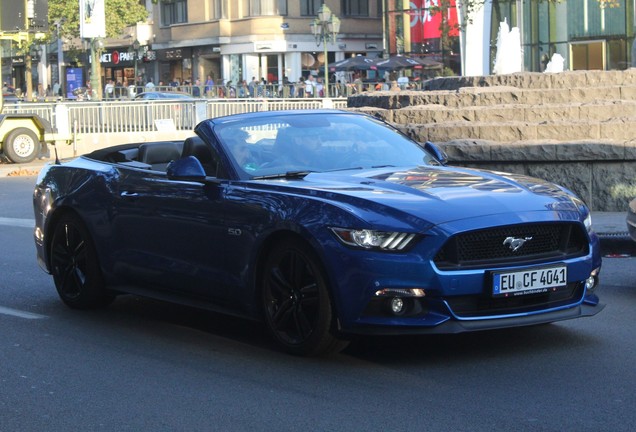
[328,56,378,72]
[416,56,444,69]
[375,55,442,71]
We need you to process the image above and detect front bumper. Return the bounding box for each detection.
[342,301,605,336]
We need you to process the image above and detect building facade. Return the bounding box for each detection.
[4,0,635,98]
[383,0,635,76]
[120,0,385,88]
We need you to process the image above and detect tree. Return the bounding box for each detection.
[47,0,148,100]
[48,0,148,39]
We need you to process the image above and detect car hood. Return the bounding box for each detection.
[258,166,585,228]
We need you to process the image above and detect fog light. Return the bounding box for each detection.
[375,288,426,297]
[390,297,404,314]
[584,276,596,291]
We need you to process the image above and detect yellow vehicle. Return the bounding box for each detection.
[0,95,52,163]
[1,28,54,163]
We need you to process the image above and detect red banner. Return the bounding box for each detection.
[409,0,459,43]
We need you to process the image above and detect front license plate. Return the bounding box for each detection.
[492,266,567,297]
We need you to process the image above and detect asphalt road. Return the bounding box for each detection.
[1,176,635,431]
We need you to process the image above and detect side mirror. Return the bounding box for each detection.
[167,156,206,181]
[423,141,448,166]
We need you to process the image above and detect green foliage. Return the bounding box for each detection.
[48,0,148,39]
[440,66,457,77]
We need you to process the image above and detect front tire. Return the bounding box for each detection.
[50,214,115,309]
[261,239,348,356]
[3,127,41,163]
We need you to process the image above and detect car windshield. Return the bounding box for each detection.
[214,112,437,177]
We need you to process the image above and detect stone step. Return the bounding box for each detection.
[397,118,636,144]
[350,85,636,109]
[387,100,636,124]
[346,70,636,212]
[421,138,636,163]
[423,69,636,91]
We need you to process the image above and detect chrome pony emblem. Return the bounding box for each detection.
[503,236,533,252]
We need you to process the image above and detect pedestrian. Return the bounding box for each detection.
[238,80,248,98]
[296,77,305,98]
[316,77,324,97]
[248,77,258,97]
[136,75,144,94]
[204,75,214,96]
[192,78,201,97]
[104,79,115,99]
[115,81,123,98]
[304,75,315,97]
[145,77,155,90]
[226,80,236,98]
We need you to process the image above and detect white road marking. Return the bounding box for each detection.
[0,217,35,228]
[0,306,47,319]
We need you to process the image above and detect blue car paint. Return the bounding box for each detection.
[34,110,603,336]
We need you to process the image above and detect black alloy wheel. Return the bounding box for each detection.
[50,214,114,309]
[262,239,348,356]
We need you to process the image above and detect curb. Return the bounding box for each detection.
[598,233,636,257]
[0,160,50,178]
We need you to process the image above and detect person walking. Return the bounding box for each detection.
[304,75,316,97]
[104,79,115,99]
[295,77,305,98]
[192,78,202,97]
[204,75,214,96]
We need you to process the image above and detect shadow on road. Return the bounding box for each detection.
[47,292,603,364]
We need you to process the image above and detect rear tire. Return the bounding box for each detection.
[49,214,115,309]
[3,127,41,163]
[261,239,348,356]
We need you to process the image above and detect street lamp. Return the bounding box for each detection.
[90,38,104,100]
[55,19,66,98]
[310,4,340,97]
[132,39,140,84]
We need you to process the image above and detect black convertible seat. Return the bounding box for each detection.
[182,136,211,163]
[182,136,222,176]
[138,142,182,171]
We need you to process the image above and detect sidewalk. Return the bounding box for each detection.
[593,212,635,256]
[0,157,52,177]
[1,157,634,255]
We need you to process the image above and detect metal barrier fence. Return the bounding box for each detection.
[2,98,348,135]
[1,101,54,124]
[135,82,422,98]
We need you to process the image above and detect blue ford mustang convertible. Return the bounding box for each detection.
[33,110,603,355]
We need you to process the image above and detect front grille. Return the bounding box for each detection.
[434,222,588,270]
[445,282,584,318]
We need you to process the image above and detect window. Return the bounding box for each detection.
[301,0,324,16]
[212,0,223,19]
[250,0,288,16]
[161,0,187,26]
[342,0,369,17]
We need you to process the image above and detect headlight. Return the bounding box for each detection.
[330,228,418,251]
[583,213,592,232]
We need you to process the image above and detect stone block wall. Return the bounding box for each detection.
[347,70,636,211]
[435,140,636,212]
